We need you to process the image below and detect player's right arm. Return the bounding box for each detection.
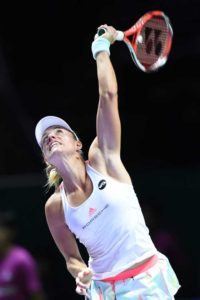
[45,191,92,297]
[44,191,87,277]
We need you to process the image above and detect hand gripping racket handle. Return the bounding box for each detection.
[97,27,124,41]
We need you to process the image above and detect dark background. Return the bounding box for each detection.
[0,0,200,299]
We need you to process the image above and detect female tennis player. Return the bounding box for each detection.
[35,25,180,299]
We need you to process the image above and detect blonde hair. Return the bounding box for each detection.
[45,163,61,191]
[44,151,84,191]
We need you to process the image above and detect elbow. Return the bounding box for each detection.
[99,90,118,102]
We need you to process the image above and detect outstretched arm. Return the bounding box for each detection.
[89,25,132,184]
[95,25,121,155]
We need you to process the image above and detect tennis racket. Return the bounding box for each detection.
[97,10,173,73]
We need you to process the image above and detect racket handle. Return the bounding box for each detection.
[97,28,107,36]
[97,27,124,41]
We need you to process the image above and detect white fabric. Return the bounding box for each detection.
[35,115,78,147]
[87,252,181,299]
[60,163,158,280]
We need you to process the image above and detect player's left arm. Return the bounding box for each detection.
[89,26,132,183]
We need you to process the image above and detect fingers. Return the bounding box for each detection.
[75,285,90,298]
[77,268,93,282]
[98,24,116,33]
[80,269,92,277]
[96,24,117,43]
[75,268,92,298]
[76,276,90,289]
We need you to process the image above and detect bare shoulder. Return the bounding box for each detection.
[45,188,63,223]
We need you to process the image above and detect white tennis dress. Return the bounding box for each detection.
[60,163,180,299]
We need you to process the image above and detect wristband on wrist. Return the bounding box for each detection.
[91,37,111,60]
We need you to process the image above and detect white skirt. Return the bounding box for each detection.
[86,252,181,299]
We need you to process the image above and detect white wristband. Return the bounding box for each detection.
[91,37,111,60]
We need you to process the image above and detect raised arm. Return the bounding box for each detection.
[89,25,131,184]
[95,25,121,154]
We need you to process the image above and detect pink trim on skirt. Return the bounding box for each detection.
[101,254,158,283]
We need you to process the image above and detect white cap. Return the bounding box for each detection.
[35,115,78,147]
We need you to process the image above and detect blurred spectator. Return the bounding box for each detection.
[0,211,46,300]
[141,200,197,298]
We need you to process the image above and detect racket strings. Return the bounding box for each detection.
[134,17,171,70]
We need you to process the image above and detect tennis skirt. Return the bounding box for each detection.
[86,254,181,299]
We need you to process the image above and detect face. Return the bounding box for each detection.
[41,126,81,164]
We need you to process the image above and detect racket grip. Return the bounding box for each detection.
[97,27,124,41]
[116,31,124,41]
[97,28,107,36]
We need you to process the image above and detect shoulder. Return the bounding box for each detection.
[45,188,62,214]
[45,188,64,225]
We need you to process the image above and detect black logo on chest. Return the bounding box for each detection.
[98,179,107,190]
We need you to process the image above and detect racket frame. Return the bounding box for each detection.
[120,10,173,72]
[97,10,173,72]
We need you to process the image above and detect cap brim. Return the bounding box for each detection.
[35,115,78,147]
